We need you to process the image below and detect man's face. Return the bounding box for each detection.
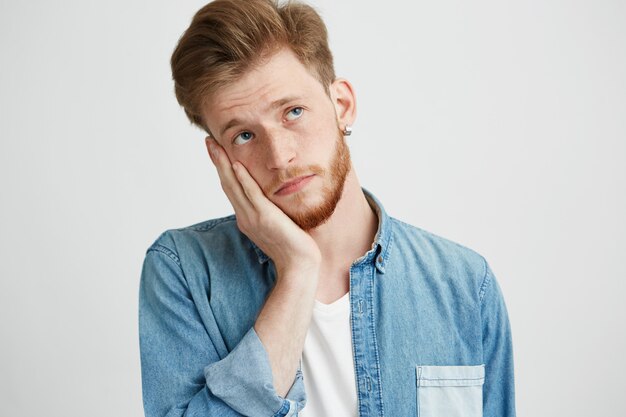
[202,48,354,230]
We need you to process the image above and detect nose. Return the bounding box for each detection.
[263,128,296,171]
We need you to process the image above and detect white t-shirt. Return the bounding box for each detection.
[299,291,358,417]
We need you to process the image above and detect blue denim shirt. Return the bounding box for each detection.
[139,188,515,417]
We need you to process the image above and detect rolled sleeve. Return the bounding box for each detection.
[139,245,306,417]
[204,326,306,416]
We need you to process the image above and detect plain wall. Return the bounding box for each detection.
[1,0,624,415]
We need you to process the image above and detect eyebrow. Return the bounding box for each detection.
[218,95,302,138]
[270,95,301,110]
[219,118,244,138]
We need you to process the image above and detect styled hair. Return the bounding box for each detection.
[170,0,336,133]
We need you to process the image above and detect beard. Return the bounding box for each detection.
[263,129,352,231]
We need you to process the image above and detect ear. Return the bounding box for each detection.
[329,78,357,132]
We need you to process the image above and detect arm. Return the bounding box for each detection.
[480,261,516,417]
[139,243,306,417]
[254,264,319,397]
[139,137,320,416]
[206,138,321,400]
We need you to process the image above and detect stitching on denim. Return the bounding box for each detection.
[147,244,181,267]
[478,256,490,304]
[380,219,396,269]
[368,264,386,416]
[272,399,291,417]
[416,366,423,417]
[348,283,365,416]
[420,376,485,381]
[183,215,236,232]
[391,218,484,258]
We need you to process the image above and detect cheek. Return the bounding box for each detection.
[298,117,335,147]
[231,152,264,182]
[226,145,251,166]
[304,119,339,155]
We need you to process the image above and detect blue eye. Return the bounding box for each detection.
[286,107,304,121]
[233,131,253,145]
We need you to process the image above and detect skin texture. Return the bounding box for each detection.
[202,47,378,398]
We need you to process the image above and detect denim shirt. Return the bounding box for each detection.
[139,188,515,417]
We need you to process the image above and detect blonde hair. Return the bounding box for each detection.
[171,0,336,133]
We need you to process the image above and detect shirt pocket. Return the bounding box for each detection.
[415,364,485,417]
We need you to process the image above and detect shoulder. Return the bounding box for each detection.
[388,217,489,294]
[389,216,487,267]
[140,214,261,298]
[142,214,263,285]
[144,214,243,262]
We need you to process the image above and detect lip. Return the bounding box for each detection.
[274,174,315,196]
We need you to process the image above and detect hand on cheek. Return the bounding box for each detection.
[204,136,321,273]
[205,136,256,207]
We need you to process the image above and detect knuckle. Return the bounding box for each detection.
[236,217,248,232]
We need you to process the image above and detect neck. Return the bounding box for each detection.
[307,168,378,271]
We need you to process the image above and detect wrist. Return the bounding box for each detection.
[275,260,321,286]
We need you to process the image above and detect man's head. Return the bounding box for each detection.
[171,0,336,133]
[171,0,357,230]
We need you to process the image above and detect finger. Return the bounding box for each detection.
[205,138,254,214]
[232,161,269,211]
[206,138,247,203]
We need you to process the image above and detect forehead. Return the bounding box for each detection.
[203,48,326,123]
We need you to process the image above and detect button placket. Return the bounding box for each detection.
[349,261,384,416]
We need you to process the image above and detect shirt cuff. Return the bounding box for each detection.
[204,326,306,416]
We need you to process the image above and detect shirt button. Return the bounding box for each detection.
[377,255,383,264]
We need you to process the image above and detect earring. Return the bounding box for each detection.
[343,125,352,136]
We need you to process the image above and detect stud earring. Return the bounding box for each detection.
[343,125,352,136]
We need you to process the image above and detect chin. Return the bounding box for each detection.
[285,185,345,231]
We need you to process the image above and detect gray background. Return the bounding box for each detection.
[1,0,625,416]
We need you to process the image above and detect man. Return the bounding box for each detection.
[139,0,516,416]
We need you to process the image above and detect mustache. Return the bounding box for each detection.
[264,165,325,195]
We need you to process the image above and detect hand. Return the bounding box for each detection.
[205,137,321,275]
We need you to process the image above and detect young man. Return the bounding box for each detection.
[138,1,516,416]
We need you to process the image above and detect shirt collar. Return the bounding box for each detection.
[362,187,392,273]
[250,187,393,274]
